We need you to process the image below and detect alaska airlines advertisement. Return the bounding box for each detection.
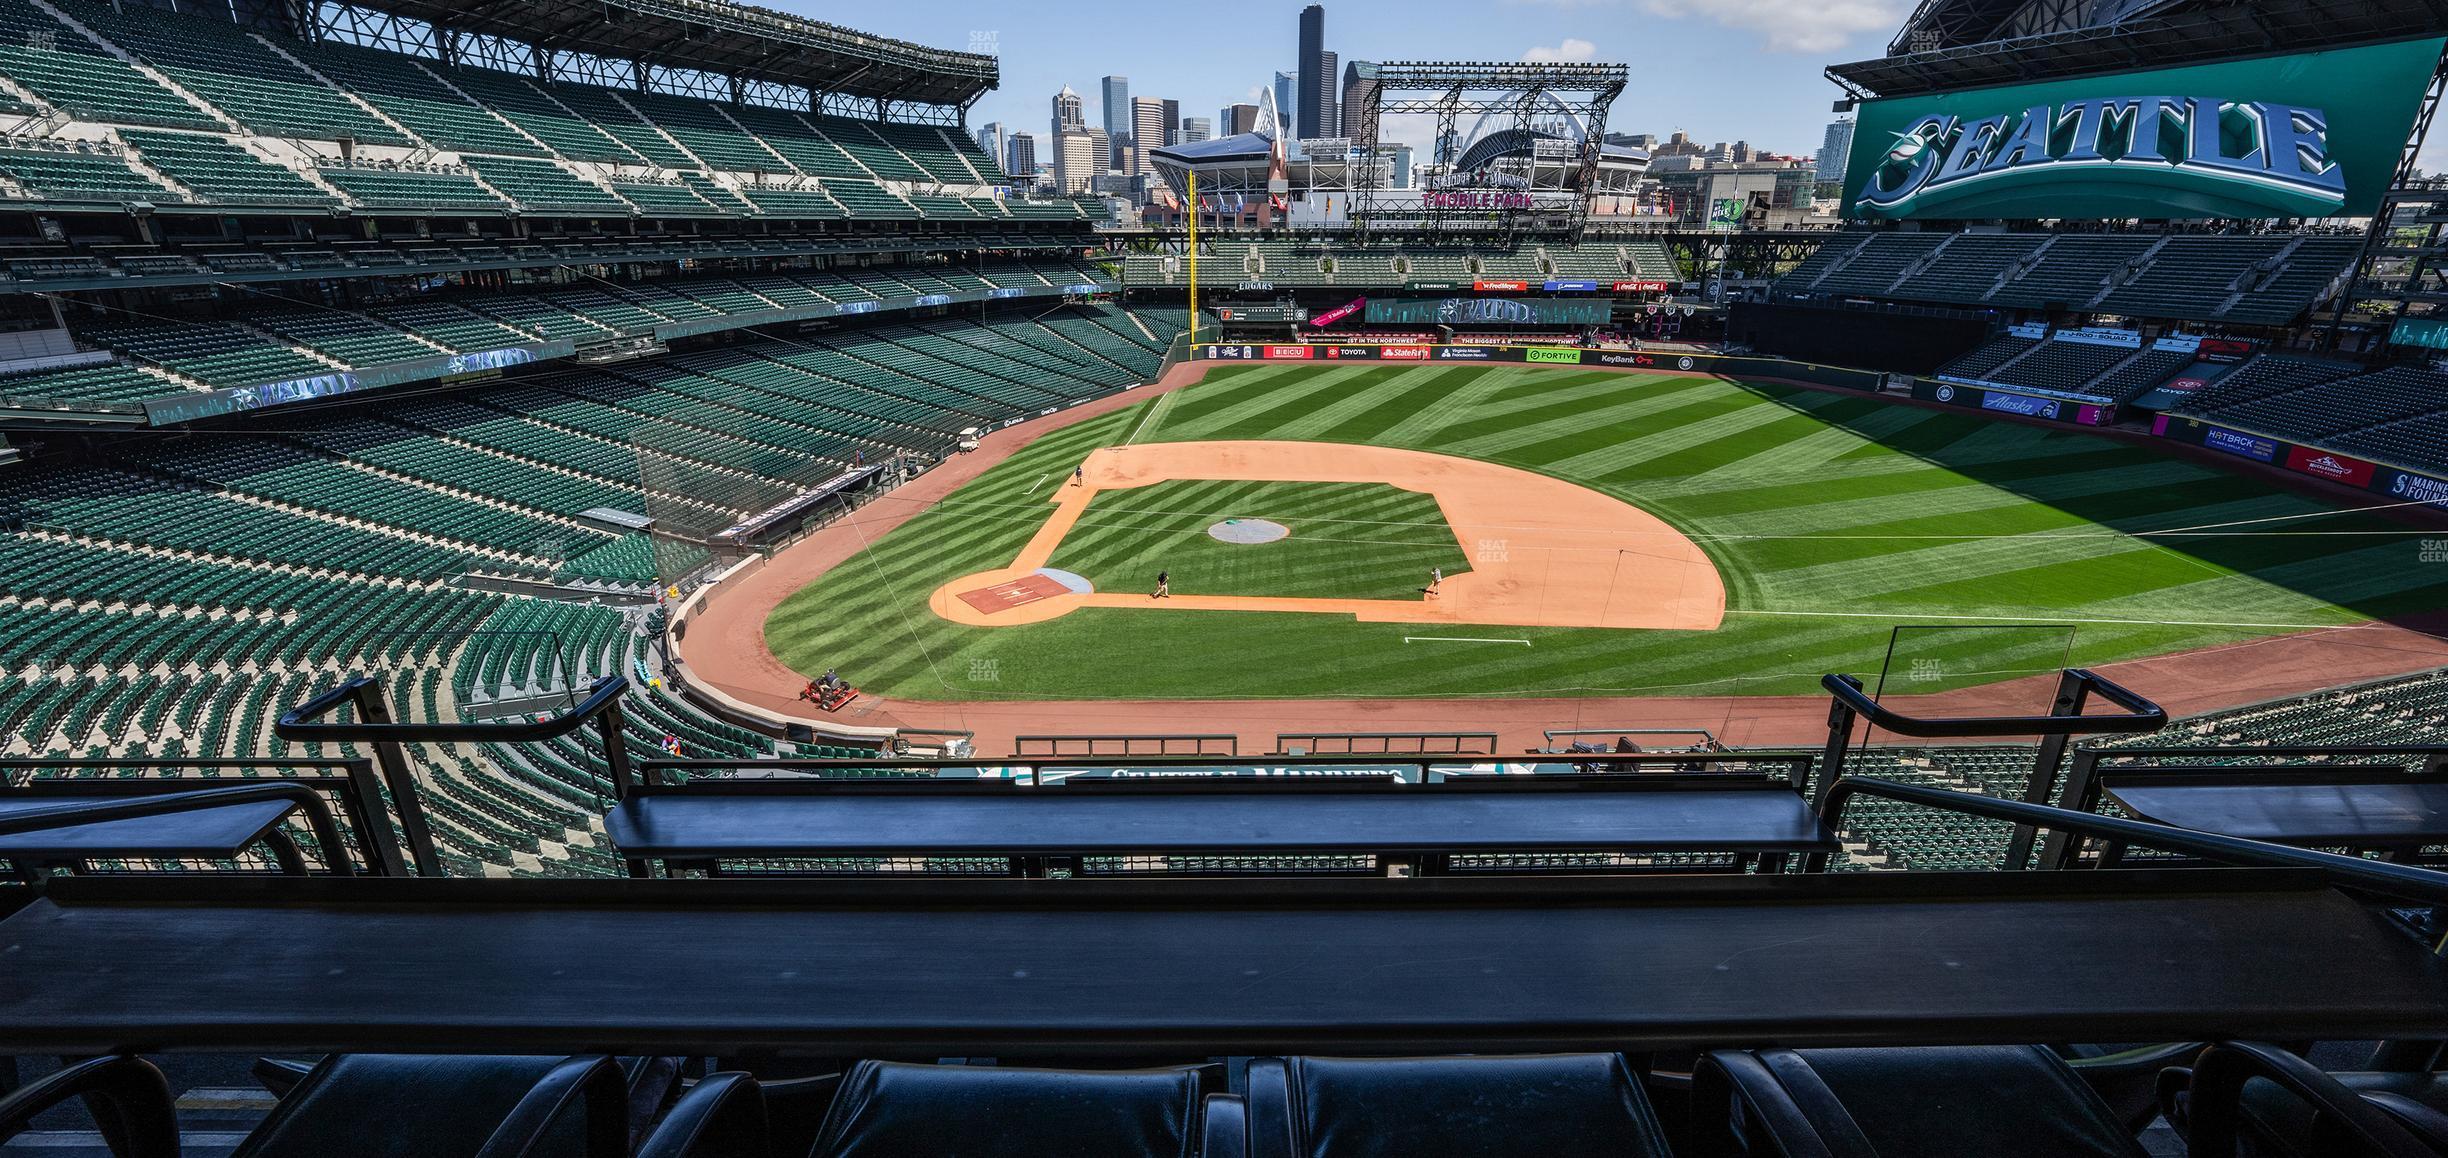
[1842,38,2444,221]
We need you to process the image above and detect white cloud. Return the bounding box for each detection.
[1510,0,1904,54]
[1523,37,1599,62]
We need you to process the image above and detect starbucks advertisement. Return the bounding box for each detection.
[1842,37,2444,220]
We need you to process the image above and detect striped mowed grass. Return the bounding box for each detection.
[765,364,2448,702]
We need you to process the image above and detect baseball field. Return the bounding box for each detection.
[761,363,2448,702]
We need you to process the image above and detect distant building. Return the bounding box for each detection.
[1131,96,1168,176]
[1296,5,1326,139]
[1180,117,1212,143]
[1005,132,1038,186]
[1386,142,1414,188]
[1313,50,1339,145]
[1161,98,1180,147]
[1054,129,1097,194]
[974,122,1006,167]
[1101,75,1131,167]
[1818,118,1855,183]
[1221,103,1260,136]
[1051,86,1084,141]
[1339,59,1377,143]
[1274,71,1298,139]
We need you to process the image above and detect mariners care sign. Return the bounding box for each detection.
[1843,38,2444,221]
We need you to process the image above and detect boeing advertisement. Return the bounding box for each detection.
[1843,38,2444,220]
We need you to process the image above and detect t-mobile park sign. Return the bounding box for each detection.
[1423,191,1538,210]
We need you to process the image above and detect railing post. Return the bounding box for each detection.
[347,677,442,877]
[1814,675,1865,811]
[2036,748,2107,871]
[2005,670,2093,870]
[339,757,410,877]
[598,699,635,803]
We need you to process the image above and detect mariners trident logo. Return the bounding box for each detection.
[1856,97,2349,219]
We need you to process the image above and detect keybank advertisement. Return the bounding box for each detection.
[1843,37,2445,220]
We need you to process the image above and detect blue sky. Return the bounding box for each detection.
[772,0,1902,158]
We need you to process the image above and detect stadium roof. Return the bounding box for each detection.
[1829,0,2447,99]
[364,0,997,106]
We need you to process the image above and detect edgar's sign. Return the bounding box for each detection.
[1844,38,2443,221]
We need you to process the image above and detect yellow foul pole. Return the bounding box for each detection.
[1186,169,1199,350]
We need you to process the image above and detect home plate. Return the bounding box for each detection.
[955,569,1093,615]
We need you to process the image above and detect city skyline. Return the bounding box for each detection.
[773,0,1898,165]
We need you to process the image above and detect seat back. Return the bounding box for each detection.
[234,1054,618,1158]
[1246,1054,1671,1158]
[808,1061,1206,1158]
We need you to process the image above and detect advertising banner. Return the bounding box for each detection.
[2203,426,2280,463]
[1843,37,2445,220]
[1308,296,1367,327]
[2379,467,2448,512]
[2389,316,2448,350]
[1473,280,1530,292]
[2285,445,2378,486]
[1262,345,1314,360]
[1707,198,1745,230]
[1981,391,2066,419]
[1543,279,1602,292]
[1322,345,1380,360]
[1524,347,1585,364]
[1613,281,1673,293]
[1365,297,1613,326]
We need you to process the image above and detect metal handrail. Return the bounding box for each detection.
[277,675,638,863]
[1819,775,2448,906]
[0,782,353,876]
[2038,742,2448,869]
[1817,669,2170,868]
[0,758,408,876]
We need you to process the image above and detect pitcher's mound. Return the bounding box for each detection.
[1208,518,1290,544]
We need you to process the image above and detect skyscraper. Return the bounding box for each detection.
[1818,118,1855,183]
[1295,5,1325,139]
[1130,97,1166,175]
[1313,50,1339,141]
[1101,76,1131,168]
[1005,132,1037,186]
[1051,85,1084,141]
[1160,98,1180,147]
[974,122,1006,166]
[1340,60,1377,143]
[1221,103,1260,136]
[1272,71,1297,136]
[1054,130,1096,193]
[1180,117,1211,143]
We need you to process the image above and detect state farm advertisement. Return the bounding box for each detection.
[1380,346,1432,360]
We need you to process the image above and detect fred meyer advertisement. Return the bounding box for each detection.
[1843,38,2443,220]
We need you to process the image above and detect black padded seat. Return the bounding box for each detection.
[807,1060,1211,1158]
[235,1053,628,1158]
[1245,1053,1673,1158]
[1695,1046,2148,1158]
[2237,1070,2448,1154]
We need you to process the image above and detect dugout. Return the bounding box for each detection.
[1729,298,1996,374]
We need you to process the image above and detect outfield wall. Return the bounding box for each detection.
[2152,413,2448,515]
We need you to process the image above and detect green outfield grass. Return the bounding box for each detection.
[764,364,2448,702]
[1044,480,1470,601]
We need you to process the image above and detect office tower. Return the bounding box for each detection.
[1131,96,1166,174]
[1181,117,1211,143]
[1160,98,1180,147]
[1005,132,1037,185]
[1313,50,1339,141]
[1818,118,1855,182]
[1275,70,1299,138]
[1296,5,1326,138]
[1101,75,1131,167]
[1340,60,1377,143]
[1051,85,1084,140]
[1221,103,1259,135]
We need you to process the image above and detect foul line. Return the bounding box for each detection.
[1024,471,1050,495]
[1122,384,1180,446]
[1727,609,2365,631]
[1404,636,1533,646]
